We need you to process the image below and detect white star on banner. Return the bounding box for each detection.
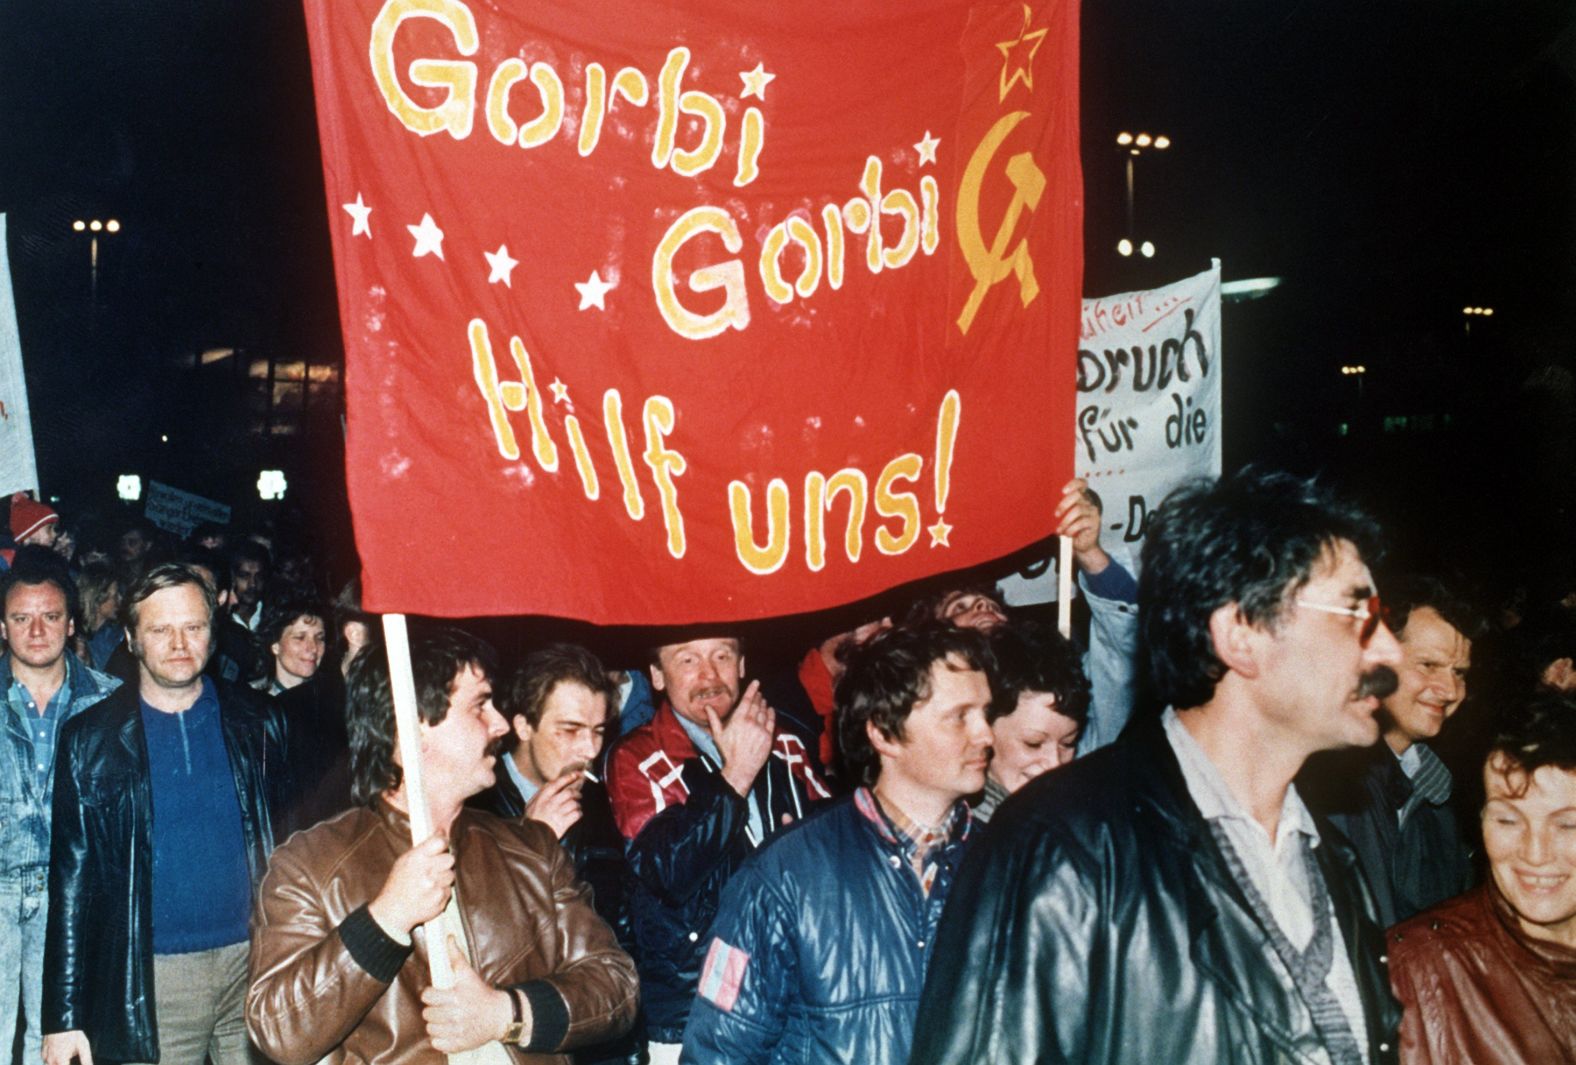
[407,213,445,259]
[549,379,570,404]
[914,131,940,166]
[575,270,614,311]
[342,194,372,237]
[739,63,775,100]
[484,244,519,286]
[928,520,953,548]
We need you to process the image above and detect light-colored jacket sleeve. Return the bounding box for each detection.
[1076,558,1140,756]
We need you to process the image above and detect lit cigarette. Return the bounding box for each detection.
[579,767,599,784]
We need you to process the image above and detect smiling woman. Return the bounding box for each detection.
[1386,693,1576,1064]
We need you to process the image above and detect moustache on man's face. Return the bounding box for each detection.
[1356,666,1399,701]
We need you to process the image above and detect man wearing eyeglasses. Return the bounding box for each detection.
[912,467,1407,1065]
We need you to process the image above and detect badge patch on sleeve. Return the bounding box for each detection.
[697,938,750,1012]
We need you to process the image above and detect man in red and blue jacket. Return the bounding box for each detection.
[606,635,830,1060]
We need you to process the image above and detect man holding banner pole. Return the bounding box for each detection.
[246,627,639,1064]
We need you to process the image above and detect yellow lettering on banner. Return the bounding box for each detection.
[734,107,763,187]
[468,318,519,460]
[934,389,960,509]
[651,48,686,169]
[516,64,563,147]
[729,479,791,575]
[920,176,940,255]
[642,397,687,558]
[485,58,528,146]
[651,49,726,175]
[603,390,644,520]
[580,65,648,157]
[858,158,885,273]
[652,207,751,340]
[579,64,606,155]
[881,187,921,270]
[565,414,600,499]
[506,336,558,472]
[821,205,846,290]
[874,453,923,555]
[673,91,725,175]
[758,216,823,304]
[369,0,478,139]
[804,469,869,571]
[956,110,1046,334]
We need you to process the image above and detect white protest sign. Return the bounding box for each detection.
[0,216,41,497]
[999,260,1222,605]
[145,481,231,538]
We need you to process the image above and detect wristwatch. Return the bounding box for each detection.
[502,989,526,1044]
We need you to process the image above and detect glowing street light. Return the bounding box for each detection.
[70,217,122,304]
[1462,305,1494,339]
[116,474,142,502]
[1114,132,1170,259]
[258,470,288,501]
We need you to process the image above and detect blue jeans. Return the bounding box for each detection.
[0,867,49,1065]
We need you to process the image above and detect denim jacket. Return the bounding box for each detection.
[1076,565,1140,755]
[0,654,120,878]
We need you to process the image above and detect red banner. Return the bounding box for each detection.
[302,0,1081,623]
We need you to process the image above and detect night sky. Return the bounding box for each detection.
[2,1,1573,600]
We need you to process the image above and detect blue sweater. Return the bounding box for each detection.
[140,681,252,953]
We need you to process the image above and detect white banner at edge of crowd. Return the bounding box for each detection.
[0,215,40,497]
[1001,260,1224,606]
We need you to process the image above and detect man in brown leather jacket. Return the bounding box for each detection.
[246,628,639,1065]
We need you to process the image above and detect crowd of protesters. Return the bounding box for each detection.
[0,470,1572,1065]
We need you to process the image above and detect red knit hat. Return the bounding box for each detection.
[10,492,58,544]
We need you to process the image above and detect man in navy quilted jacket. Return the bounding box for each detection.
[679,624,993,1064]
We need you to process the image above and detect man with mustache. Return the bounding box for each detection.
[913,467,1408,1065]
[606,636,830,1064]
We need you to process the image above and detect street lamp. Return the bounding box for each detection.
[1340,364,1367,403]
[1462,305,1493,339]
[71,217,122,304]
[1115,131,1170,258]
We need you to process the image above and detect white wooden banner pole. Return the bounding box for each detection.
[381,614,457,990]
[1057,536,1074,638]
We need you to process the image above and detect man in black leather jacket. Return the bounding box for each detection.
[473,642,643,1065]
[912,467,1409,1065]
[42,563,290,1065]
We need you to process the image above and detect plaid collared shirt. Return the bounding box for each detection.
[855,786,971,896]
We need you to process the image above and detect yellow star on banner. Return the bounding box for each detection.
[914,131,940,166]
[739,62,775,100]
[995,3,1048,102]
[928,520,953,548]
[549,378,570,404]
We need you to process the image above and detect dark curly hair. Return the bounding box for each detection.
[835,623,994,786]
[1140,466,1384,711]
[987,620,1091,727]
[346,626,497,806]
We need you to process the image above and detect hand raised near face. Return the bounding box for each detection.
[524,768,584,839]
[708,680,776,797]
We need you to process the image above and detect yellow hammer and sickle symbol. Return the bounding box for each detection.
[955,110,1047,335]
